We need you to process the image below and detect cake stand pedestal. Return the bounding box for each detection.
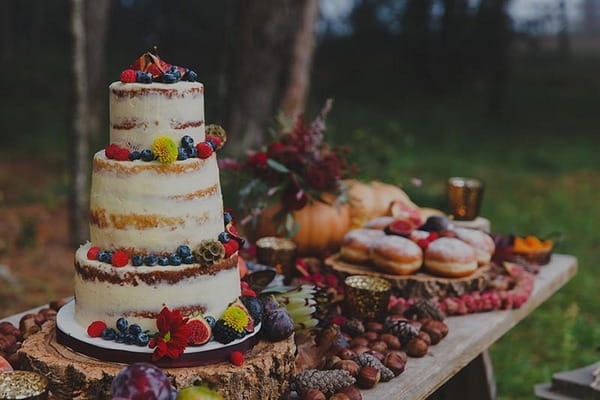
[19,321,296,400]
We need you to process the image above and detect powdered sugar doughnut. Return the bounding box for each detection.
[363,216,395,230]
[424,237,477,277]
[454,228,495,264]
[340,229,385,264]
[370,235,423,275]
[409,229,431,242]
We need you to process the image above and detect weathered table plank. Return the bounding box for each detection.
[362,254,577,400]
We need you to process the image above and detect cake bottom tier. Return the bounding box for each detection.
[74,243,240,331]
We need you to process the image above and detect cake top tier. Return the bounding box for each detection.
[110,51,204,151]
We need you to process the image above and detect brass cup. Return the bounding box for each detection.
[255,236,297,282]
[447,177,484,221]
[344,275,392,321]
[0,371,49,400]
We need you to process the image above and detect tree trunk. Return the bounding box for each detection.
[224,0,317,156]
[69,0,90,247]
[279,0,319,119]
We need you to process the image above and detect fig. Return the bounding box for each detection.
[262,308,294,342]
[187,315,212,346]
[419,216,453,233]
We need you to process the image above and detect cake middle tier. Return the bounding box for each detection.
[90,150,224,254]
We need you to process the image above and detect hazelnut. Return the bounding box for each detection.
[364,331,378,342]
[325,355,342,370]
[33,313,47,326]
[426,329,442,345]
[366,350,385,362]
[333,360,361,377]
[350,345,370,355]
[49,298,67,311]
[384,351,407,376]
[350,337,369,348]
[406,338,429,358]
[369,340,388,354]
[338,348,357,360]
[386,350,407,363]
[422,320,449,338]
[0,335,16,353]
[39,308,57,320]
[418,331,431,346]
[302,389,326,400]
[339,386,363,400]
[357,366,380,389]
[365,322,383,333]
[18,318,40,339]
[329,394,351,400]
[0,322,19,337]
[379,334,401,350]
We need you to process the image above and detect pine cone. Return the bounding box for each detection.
[404,299,445,321]
[194,240,225,267]
[290,369,355,396]
[384,318,418,345]
[353,353,395,382]
[205,124,227,144]
[341,318,365,338]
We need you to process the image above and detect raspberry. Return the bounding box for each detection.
[119,69,137,83]
[87,246,101,260]
[230,351,244,366]
[206,135,223,150]
[241,288,256,297]
[240,281,250,290]
[114,147,131,161]
[105,144,120,159]
[112,250,129,267]
[196,142,213,159]
[223,240,239,257]
[87,321,108,337]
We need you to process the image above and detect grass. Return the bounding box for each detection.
[307,54,600,399]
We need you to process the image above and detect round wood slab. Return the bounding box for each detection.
[19,321,296,400]
[326,253,492,298]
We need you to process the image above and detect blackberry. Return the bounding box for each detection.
[204,315,216,328]
[212,320,244,344]
[241,296,263,323]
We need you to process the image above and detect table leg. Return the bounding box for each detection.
[428,350,497,400]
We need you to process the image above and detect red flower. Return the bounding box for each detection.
[306,165,333,190]
[267,141,286,156]
[148,307,191,361]
[247,152,268,168]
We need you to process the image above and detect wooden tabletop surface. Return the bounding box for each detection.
[362,254,578,400]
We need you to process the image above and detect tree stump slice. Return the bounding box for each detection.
[326,254,491,298]
[19,321,296,400]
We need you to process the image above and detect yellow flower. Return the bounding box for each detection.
[152,136,178,164]
[221,306,249,332]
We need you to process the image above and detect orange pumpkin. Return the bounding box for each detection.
[254,194,351,256]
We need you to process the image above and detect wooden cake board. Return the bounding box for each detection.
[326,254,492,298]
[19,321,296,400]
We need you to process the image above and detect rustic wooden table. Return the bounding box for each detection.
[363,254,578,400]
[1,255,577,400]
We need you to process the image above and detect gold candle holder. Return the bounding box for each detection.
[255,236,297,282]
[344,275,391,321]
[447,177,484,221]
[0,371,48,400]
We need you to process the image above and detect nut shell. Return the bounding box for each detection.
[384,351,407,376]
[330,394,351,400]
[338,348,357,360]
[339,386,363,400]
[364,331,379,342]
[333,360,361,378]
[366,350,385,362]
[302,389,326,400]
[365,322,383,333]
[406,338,429,357]
[370,340,388,354]
[379,333,401,350]
[351,337,369,348]
[418,331,432,346]
[357,366,381,389]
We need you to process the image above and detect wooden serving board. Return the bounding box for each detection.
[325,253,492,298]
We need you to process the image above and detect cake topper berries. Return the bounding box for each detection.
[119,49,198,84]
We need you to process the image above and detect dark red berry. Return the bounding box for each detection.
[230,351,244,366]
[112,251,129,268]
[120,69,137,83]
[114,148,131,161]
[87,321,108,337]
[105,144,120,159]
[196,142,213,159]
[87,246,101,260]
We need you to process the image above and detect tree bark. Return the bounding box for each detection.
[279,0,319,119]
[69,0,90,247]
[224,0,317,156]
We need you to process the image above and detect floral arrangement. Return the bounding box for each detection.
[222,100,355,235]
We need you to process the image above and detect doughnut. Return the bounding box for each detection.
[454,228,495,264]
[424,237,477,278]
[363,216,395,230]
[409,229,431,242]
[340,229,385,264]
[370,236,423,275]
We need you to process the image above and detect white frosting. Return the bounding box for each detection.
[73,244,240,331]
[109,81,205,151]
[89,151,224,254]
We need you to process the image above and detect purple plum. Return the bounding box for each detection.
[111,362,171,400]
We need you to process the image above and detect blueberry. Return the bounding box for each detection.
[181,135,194,150]
[204,315,216,328]
[183,255,196,264]
[206,139,217,151]
[128,324,142,335]
[158,256,169,266]
[116,317,129,333]
[136,70,152,83]
[186,147,198,158]
[177,147,188,161]
[223,212,232,225]
[176,245,192,258]
[98,250,112,264]
[186,70,198,82]
[129,151,141,161]
[144,254,158,266]
[218,232,230,243]
[101,327,117,340]
[168,253,182,266]
[169,66,181,79]
[162,73,178,83]
[124,333,136,345]
[136,333,150,346]
[115,332,126,343]
[140,149,155,162]
[131,254,143,267]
